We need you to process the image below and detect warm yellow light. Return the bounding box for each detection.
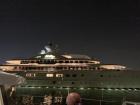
[62,55,72,59]
[100,65,126,70]
[26,73,36,77]
[46,74,54,77]
[6,60,21,65]
[56,74,63,77]
[45,55,55,59]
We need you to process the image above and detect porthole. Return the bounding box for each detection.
[66,74,70,77]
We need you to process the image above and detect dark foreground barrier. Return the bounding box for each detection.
[0,85,8,105]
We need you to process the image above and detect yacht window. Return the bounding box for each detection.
[46,60,55,64]
[39,60,43,64]
[14,67,17,69]
[66,74,70,77]
[56,74,63,77]
[75,61,78,63]
[65,61,69,63]
[31,61,35,63]
[50,60,55,64]
[80,61,83,63]
[72,74,77,77]
[78,67,81,70]
[21,61,25,64]
[46,74,54,77]
[37,60,40,64]
[57,67,63,70]
[59,61,63,63]
[85,61,88,63]
[70,61,73,63]
[26,73,36,77]
[63,67,67,70]
[45,55,55,59]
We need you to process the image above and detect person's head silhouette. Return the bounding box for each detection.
[66,92,81,105]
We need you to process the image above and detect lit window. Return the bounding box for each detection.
[56,74,63,77]
[78,67,81,70]
[45,55,55,59]
[62,55,72,59]
[46,74,54,77]
[35,56,41,58]
[26,73,36,77]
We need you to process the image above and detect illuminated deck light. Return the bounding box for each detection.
[121,88,125,91]
[108,88,112,91]
[115,88,119,91]
[134,89,137,91]
[73,87,77,90]
[59,87,63,89]
[87,88,91,90]
[101,88,105,90]
[66,87,70,90]
[128,88,132,91]
[45,55,55,59]
[80,87,84,90]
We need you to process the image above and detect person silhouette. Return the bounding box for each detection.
[66,92,82,105]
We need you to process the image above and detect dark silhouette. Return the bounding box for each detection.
[66,93,82,105]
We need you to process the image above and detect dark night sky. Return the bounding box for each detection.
[0,0,139,69]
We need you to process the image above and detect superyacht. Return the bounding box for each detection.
[0,44,140,105]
